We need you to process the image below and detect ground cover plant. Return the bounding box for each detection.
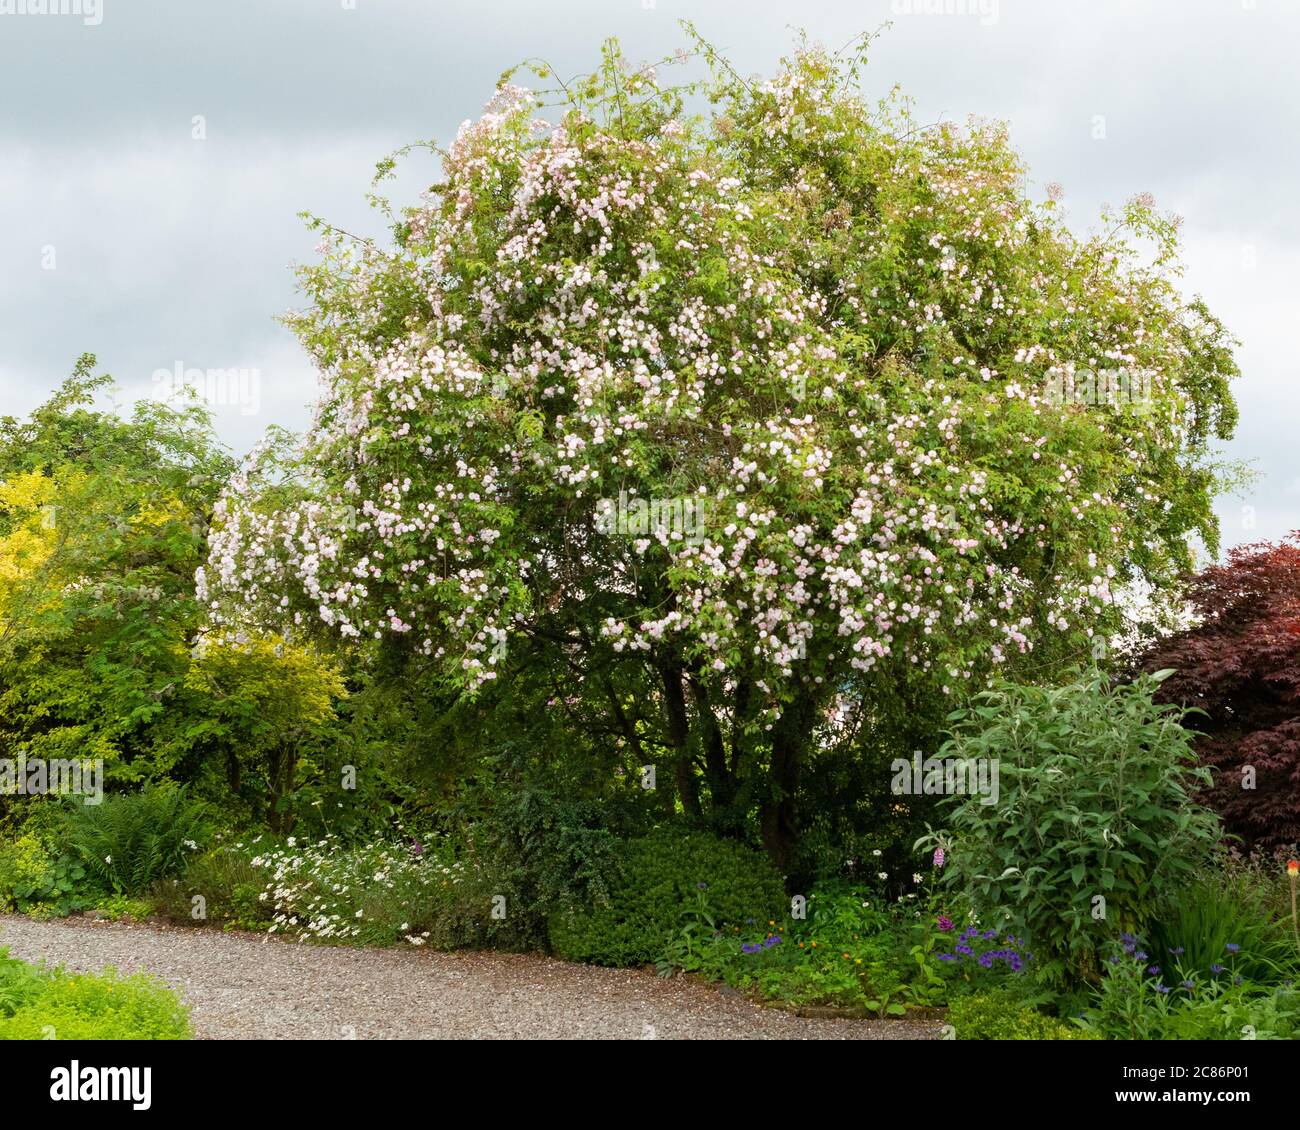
[0,947,190,1040]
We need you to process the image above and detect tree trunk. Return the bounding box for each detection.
[266,743,296,836]
[688,677,738,820]
[658,657,702,818]
[759,688,818,882]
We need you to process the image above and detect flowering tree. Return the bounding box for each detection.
[200,32,1239,872]
[1138,535,1300,853]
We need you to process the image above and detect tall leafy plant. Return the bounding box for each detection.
[918,671,1221,984]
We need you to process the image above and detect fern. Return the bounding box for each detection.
[59,785,208,895]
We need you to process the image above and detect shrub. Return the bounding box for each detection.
[461,785,624,951]
[918,671,1222,984]
[947,992,1099,1040]
[0,948,190,1040]
[1135,535,1300,853]
[198,31,1241,879]
[548,829,785,966]
[59,785,208,895]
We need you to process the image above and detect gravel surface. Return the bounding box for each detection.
[1,914,941,1040]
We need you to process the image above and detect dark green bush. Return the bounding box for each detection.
[461,785,624,951]
[947,992,1099,1040]
[548,829,785,966]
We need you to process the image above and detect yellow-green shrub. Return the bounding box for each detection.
[0,948,190,1040]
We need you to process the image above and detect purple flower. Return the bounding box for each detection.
[933,847,945,869]
[936,915,954,932]
[936,953,958,962]
[1210,964,1225,974]
[741,943,762,955]
[763,934,781,948]
[978,953,994,969]
[1120,932,1136,945]
[1181,980,1195,990]
[410,840,423,856]
[982,929,997,940]
[697,882,709,891]
[1156,984,1171,994]
[1234,976,1244,986]
[1148,965,1161,976]
[1134,951,1149,961]
[1168,946,1184,955]
[956,943,973,956]
[1225,943,1240,954]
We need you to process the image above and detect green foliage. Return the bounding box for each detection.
[947,991,1100,1040]
[0,948,190,1040]
[149,842,273,931]
[1083,935,1300,1040]
[165,633,348,835]
[60,785,208,895]
[0,355,234,791]
[548,829,785,966]
[0,832,55,909]
[0,949,44,1015]
[650,878,1037,1015]
[91,894,155,922]
[724,911,914,1014]
[1147,864,1300,986]
[456,782,627,950]
[918,671,1221,984]
[0,832,93,916]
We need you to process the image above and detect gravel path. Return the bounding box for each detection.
[1,914,940,1040]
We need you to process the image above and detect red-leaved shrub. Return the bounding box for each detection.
[1136,534,1300,853]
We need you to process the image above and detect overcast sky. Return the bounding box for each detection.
[2,0,1296,557]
